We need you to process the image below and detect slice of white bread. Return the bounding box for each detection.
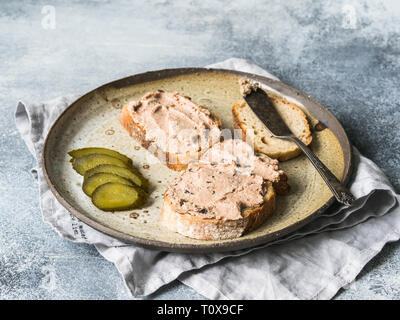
[120,91,222,171]
[162,180,275,240]
[232,97,312,161]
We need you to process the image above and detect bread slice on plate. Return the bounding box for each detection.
[120,91,222,171]
[162,162,276,240]
[232,97,312,161]
[162,139,291,240]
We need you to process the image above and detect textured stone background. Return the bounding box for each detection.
[1,0,399,299]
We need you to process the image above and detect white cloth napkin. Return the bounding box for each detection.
[15,58,400,300]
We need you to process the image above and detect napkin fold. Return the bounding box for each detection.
[15,58,400,299]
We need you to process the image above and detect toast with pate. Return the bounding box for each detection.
[161,139,289,240]
[162,161,276,240]
[232,96,312,161]
[120,91,222,171]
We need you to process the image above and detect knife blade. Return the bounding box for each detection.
[242,84,355,206]
[243,87,293,138]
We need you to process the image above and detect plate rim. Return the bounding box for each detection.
[42,67,353,253]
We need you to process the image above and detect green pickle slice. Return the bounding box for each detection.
[82,172,134,196]
[68,148,133,166]
[92,182,147,211]
[69,147,150,211]
[72,154,130,175]
[84,164,149,191]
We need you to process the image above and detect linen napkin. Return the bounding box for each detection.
[15,58,400,299]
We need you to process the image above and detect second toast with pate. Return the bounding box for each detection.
[162,162,276,240]
[120,91,222,171]
[161,139,289,240]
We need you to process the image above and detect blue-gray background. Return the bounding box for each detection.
[1,0,399,299]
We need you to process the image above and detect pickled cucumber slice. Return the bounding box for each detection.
[68,148,133,166]
[92,182,147,211]
[72,154,130,175]
[82,172,134,196]
[84,164,149,191]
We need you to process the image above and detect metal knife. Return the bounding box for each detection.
[243,87,355,206]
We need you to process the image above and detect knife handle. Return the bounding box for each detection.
[288,136,355,206]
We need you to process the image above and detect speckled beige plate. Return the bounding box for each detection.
[42,68,352,253]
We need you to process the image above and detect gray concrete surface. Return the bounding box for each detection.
[0,0,399,299]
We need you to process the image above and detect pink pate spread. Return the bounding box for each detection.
[166,139,281,221]
[127,91,221,154]
[201,139,281,182]
[165,162,268,220]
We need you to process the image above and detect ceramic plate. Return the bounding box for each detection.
[42,68,352,253]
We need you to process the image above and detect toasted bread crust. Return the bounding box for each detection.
[120,104,222,171]
[274,170,290,195]
[161,183,275,240]
[232,97,312,161]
